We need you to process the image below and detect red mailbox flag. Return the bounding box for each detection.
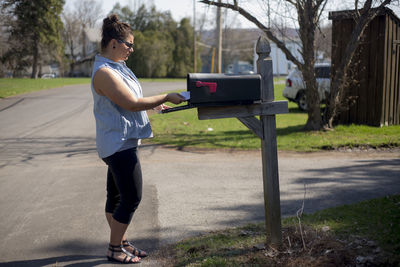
[196,81,217,93]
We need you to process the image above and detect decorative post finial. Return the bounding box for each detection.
[256,36,274,102]
[256,36,271,58]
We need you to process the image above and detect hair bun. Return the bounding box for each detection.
[104,14,119,25]
[109,14,119,22]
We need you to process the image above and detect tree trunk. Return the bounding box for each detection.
[81,28,87,58]
[304,69,323,130]
[299,0,323,131]
[70,62,75,76]
[303,66,323,130]
[38,63,42,78]
[31,35,39,79]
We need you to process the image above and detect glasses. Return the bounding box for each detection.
[117,39,134,49]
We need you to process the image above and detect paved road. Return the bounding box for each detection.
[0,83,399,266]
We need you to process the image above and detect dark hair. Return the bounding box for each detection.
[101,14,132,51]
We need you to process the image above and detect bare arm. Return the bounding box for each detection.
[93,67,185,112]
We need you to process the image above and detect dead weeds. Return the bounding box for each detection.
[152,225,396,266]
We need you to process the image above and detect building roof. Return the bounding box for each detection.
[329,7,400,24]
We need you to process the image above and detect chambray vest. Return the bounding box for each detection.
[91,55,153,158]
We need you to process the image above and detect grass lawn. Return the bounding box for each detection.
[0,77,185,98]
[146,81,400,151]
[0,78,91,98]
[158,194,400,266]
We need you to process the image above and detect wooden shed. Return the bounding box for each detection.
[329,8,400,126]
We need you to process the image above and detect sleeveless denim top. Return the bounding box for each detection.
[91,55,153,158]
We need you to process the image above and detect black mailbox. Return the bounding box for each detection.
[163,73,261,113]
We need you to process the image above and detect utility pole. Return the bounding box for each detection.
[216,0,222,73]
[193,0,197,72]
[267,0,271,28]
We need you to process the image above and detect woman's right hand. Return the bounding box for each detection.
[166,93,186,104]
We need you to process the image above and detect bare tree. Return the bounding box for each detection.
[201,0,328,130]
[62,10,81,73]
[62,0,103,75]
[324,0,395,128]
[74,0,102,27]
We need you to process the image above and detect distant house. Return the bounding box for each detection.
[66,27,101,77]
[259,39,303,76]
[200,27,325,76]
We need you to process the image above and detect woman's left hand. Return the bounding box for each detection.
[153,104,171,113]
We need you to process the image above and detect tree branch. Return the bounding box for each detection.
[316,0,328,22]
[355,0,360,17]
[200,0,302,67]
[285,0,297,6]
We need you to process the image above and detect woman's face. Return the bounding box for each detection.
[115,34,134,61]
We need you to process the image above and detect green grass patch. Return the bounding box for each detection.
[294,195,400,257]
[164,195,400,266]
[0,78,91,98]
[146,82,400,151]
[0,77,185,98]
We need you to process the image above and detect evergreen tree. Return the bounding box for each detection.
[127,30,175,78]
[1,0,64,78]
[111,3,199,78]
[170,18,198,77]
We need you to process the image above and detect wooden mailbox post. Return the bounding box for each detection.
[197,36,288,246]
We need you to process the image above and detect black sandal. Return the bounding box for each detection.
[122,239,148,258]
[107,243,141,264]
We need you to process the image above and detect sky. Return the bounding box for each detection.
[63,0,257,28]
[98,0,194,21]
[64,0,400,29]
[64,0,194,22]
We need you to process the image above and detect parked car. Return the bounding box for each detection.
[41,73,56,79]
[225,61,255,75]
[282,63,330,111]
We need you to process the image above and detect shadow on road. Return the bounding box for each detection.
[0,255,106,267]
[0,236,160,267]
[205,158,400,226]
[0,136,97,168]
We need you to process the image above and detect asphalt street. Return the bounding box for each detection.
[0,83,399,266]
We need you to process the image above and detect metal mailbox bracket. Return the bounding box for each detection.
[196,37,288,247]
[198,101,288,139]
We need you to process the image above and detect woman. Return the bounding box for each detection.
[91,14,185,264]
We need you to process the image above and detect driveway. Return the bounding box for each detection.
[0,83,398,266]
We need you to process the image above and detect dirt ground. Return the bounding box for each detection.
[256,226,391,267]
[153,225,397,267]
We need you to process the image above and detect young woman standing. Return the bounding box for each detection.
[91,14,185,264]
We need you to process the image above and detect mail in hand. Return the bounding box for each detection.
[179,91,190,100]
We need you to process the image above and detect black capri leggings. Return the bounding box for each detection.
[102,147,142,225]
